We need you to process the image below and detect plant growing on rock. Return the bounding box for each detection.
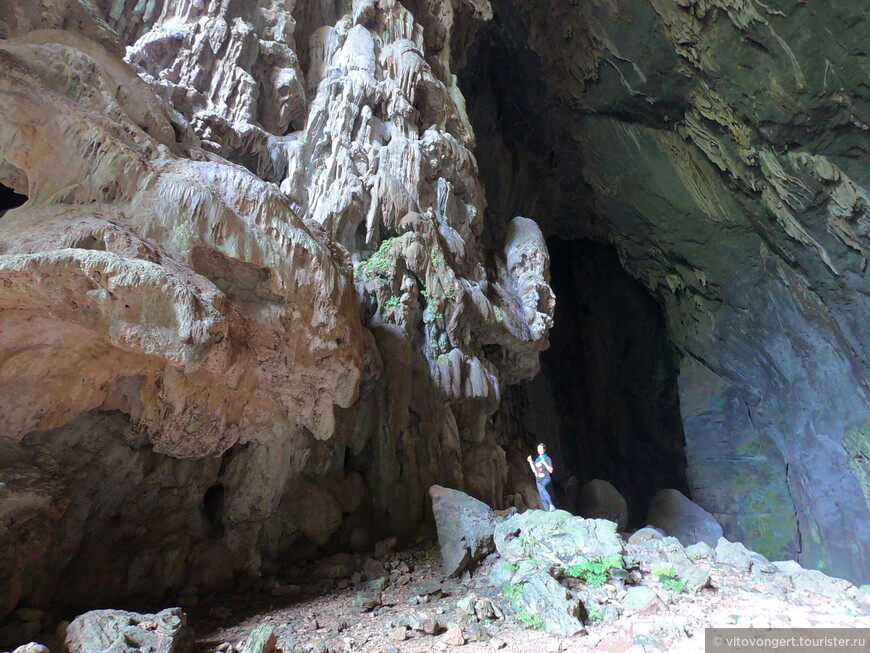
[585,602,602,623]
[652,564,685,594]
[383,296,401,311]
[518,533,538,554]
[565,554,623,587]
[355,238,395,283]
[501,581,525,609]
[516,610,544,630]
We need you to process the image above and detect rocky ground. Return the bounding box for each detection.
[183,537,869,653]
[6,501,869,653]
[184,506,870,653]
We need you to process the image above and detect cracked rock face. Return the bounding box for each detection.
[0,0,554,618]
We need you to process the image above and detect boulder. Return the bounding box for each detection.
[627,527,666,545]
[625,534,709,592]
[13,644,48,653]
[513,571,584,637]
[773,560,860,601]
[716,538,774,573]
[577,480,628,531]
[429,485,499,576]
[494,510,623,567]
[64,608,192,653]
[647,489,723,547]
[685,542,716,561]
[240,625,276,653]
[622,586,667,615]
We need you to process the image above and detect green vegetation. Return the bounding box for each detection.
[516,610,544,630]
[586,602,602,623]
[501,582,525,609]
[355,239,395,283]
[518,533,538,554]
[383,296,401,311]
[564,554,624,587]
[502,560,519,574]
[493,306,504,322]
[652,564,685,594]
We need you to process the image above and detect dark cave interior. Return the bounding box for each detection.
[0,183,27,216]
[527,238,688,527]
[459,4,689,526]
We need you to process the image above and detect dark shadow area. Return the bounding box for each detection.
[517,238,688,525]
[458,6,689,526]
[0,183,27,216]
[203,483,226,536]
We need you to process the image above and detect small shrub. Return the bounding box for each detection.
[652,563,685,594]
[586,602,602,623]
[516,610,544,630]
[355,239,395,283]
[518,533,538,553]
[383,296,401,311]
[566,554,624,586]
[501,582,525,609]
[565,554,623,587]
[502,560,519,574]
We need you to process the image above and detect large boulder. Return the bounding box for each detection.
[577,479,628,531]
[494,509,623,566]
[429,485,499,576]
[512,572,584,637]
[624,532,711,592]
[647,489,723,547]
[715,538,774,573]
[772,560,865,602]
[64,607,192,653]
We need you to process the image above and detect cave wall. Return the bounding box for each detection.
[0,0,556,619]
[462,0,870,582]
[2,0,870,621]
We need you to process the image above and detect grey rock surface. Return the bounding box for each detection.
[494,510,623,567]
[429,485,498,576]
[513,572,584,637]
[577,479,628,531]
[647,489,723,548]
[63,607,192,653]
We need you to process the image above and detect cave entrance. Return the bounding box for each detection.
[516,237,688,527]
[0,182,27,217]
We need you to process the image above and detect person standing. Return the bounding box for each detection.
[527,443,555,511]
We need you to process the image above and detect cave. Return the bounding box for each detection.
[0,182,27,216]
[460,0,870,583]
[2,0,870,640]
[519,237,688,525]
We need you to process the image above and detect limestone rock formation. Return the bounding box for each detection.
[647,488,723,548]
[577,479,628,531]
[64,607,192,653]
[0,0,553,620]
[429,485,499,577]
[494,510,623,568]
[2,0,870,626]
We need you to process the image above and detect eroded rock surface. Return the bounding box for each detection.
[64,607,192,653]
[2,0,870,627]
[0,0,553,621]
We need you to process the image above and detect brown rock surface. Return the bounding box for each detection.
[0,0,552,620]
